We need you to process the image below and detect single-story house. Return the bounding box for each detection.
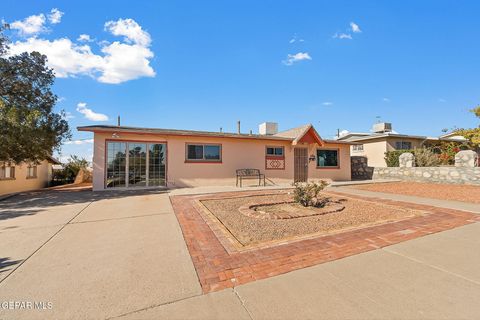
[336,122,467,167]
[0,156,61,196]
[78,122,355,191]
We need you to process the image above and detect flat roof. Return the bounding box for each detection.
[77,125,358,144]
[337,132,466,143]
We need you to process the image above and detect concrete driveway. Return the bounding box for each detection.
[1,187,480,319]
[0,189,201,319]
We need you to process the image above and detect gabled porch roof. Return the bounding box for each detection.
[274,124,325,146]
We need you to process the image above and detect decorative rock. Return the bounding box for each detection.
[399,152,415,168]
[455,150,479,168]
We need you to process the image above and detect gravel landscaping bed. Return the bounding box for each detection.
[201,193,424,246]
[350,182,480,204]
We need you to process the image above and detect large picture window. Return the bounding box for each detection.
[317,149,339,168]
[186,144,221,162]
[106,141,166,188]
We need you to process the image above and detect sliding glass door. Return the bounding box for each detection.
[148,144,166,187]
[106,141,166,188]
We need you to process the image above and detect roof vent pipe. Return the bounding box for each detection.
[237,121,241,134]
[117,115,121,126]
[220,127,223,133]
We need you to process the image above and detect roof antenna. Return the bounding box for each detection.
[237,120,241,134]
[117,115,121,126]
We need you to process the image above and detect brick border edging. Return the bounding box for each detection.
[171,189,480,293]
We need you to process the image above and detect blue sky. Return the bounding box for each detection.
[1,0,479,162]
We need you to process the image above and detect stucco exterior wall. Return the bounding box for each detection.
[0,160,52,196]
[92,132,351,190]
[362,139,388,167]
[386,138,424,151]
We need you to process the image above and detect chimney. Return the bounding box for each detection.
[117,115,121,126]
[259,122,278,135]
[237,121,241,134]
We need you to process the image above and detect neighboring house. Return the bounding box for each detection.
[78,122,355,191]
[0,156,61,196]
[337,122,467,167]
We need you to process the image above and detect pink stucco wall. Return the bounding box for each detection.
[92,132,351,190]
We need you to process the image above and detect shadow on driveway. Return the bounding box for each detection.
[0,257,23,274]
[0,188,169,222]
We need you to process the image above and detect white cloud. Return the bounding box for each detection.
[48,8,63,24]
[438,98,446,103]
[332,33,352,40]
[322,102,333,106]
[8,15,155,84]
[382,97,391,102]
[350,22,361,33]
[76,102,109,121]
[65,138,94,145]
[77,34,93,42]
[10,13,46,35]
[282,52,312,66]
[104,18,151,46]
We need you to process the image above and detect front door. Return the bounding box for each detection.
[294,147,308,182]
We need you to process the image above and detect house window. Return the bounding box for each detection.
[186,144,221,162]
[317,149,339,168]
[26,165,37,179]
[352,144,364,152]
[0,164,15,180]
[106,141,167,188]
[266,146,284,157]
[395,141,412,150]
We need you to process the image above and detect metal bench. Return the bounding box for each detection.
[236,169,265,187]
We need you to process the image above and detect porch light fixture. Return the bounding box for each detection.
[308,154,316,162]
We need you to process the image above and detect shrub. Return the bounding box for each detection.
[384,150,413,167]
[293,181,329,207]
[413,148,441,167]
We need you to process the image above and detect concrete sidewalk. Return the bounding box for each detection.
[118,222,480,320]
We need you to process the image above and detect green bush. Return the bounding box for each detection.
[384,150,413,167]
[385,148,442,167]
[293,181,329,207]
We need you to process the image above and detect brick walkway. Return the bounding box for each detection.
[171,190,480,293]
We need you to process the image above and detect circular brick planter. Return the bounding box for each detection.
[239,200,345,220]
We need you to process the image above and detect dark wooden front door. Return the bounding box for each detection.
[294,148,308,182]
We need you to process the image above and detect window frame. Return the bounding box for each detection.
[352,144,364,152]
[395,141,412,150]
[185,143,222,163]
[265,146,285,158]
[0,164,16,180]
[26,164,38,179]
[316,148,340,169]
[104,139,168,189]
